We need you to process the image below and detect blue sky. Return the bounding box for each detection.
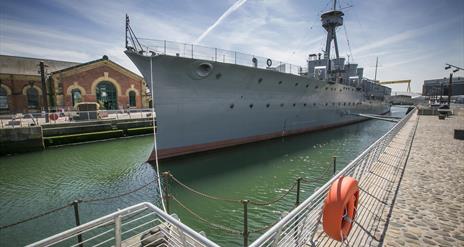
[1,0,463,93]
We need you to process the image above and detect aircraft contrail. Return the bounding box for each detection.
[195,0,248,44]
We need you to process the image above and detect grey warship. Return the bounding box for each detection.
[125,1,391,159]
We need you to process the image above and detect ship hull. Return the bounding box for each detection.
[126,52,390,160]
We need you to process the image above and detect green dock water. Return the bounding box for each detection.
[0,107,406,246]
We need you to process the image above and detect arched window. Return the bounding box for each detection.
[27,87,39,109]
[0,87,8,110]
[71,89,82,106]
[129,91,136,107]
[96,81,117,110]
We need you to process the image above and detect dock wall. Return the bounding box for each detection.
[1,118,154,156]
[0,127,44,155]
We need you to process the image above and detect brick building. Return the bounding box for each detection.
[0,54,149,114]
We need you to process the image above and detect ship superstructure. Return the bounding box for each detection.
[124,1,391,159]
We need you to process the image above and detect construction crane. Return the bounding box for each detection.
[379,80,412,93]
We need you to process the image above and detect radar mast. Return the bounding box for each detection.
[321,0,344,74]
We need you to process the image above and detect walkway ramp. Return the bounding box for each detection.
[356,113,401,122]
[250,109,418,247]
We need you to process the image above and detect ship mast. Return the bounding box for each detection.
[321,0,344,78]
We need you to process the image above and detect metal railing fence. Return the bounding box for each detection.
[249,107,417,247]
[0,108,154,128]
[27,202,220,247]
[20,108,417,247]
[136,39,307,77]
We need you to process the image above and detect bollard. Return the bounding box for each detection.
[333,156,337,175]
[162,172,171,214]
[72,200,84,247]
[295,178,302,206]
[241,200,249,247]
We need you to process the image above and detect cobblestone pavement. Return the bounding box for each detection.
[383,111,464,246]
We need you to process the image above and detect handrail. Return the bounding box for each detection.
[249,107,417,246]
[0,108,155,128]
[27,202,220,247]
[129,38,306,77]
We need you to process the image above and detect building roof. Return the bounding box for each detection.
[424,77,464,85]
[50,55,143,81]
[0,54,80,76]
[0,54,143,81]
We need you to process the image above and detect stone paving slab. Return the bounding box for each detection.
[383,110,464,247]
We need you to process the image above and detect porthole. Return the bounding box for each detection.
[325,103,328,106]
[278,81,283,85]
[258,78,263,83]
[295,83,299,87]
[216,73,222,79]
[306,84,309,88]
[315,85,319,89]
[339,89,342,92]
[230,104,234,109]
[280,103,284,107]
[313,103,317,106]
[325,87,328,90]
[195,62,213,77]
[304,103,307,107]
[249,104,254,108]
[343,102,346,106]
[293,103,296,107]
[266,103,270,108]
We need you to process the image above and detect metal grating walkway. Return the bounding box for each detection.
[250,108,418,247]
[312,111,419,246]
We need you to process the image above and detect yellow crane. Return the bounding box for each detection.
[379,80,412,93]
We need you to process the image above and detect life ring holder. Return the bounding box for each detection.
[322,176,359,241]
[252,57,258,68]
[266,59,272,67]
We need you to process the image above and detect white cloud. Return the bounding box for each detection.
[195,0,248,44]
[351,17,461,56]
[1,40,92,62]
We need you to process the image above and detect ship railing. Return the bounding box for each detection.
[249,107,417,247]
[26,202,220,247]
[0,108,154,128]
[135,38,306,77]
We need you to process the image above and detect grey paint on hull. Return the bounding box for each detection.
[126,52,390,154]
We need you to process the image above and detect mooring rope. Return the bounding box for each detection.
[80,179,157,203]
[248,181,297,206]
[150,55,167,213]
[301,164,333,184]
[170,195,242,235]
[0,203,73,230]
[169,174,242,203]
[0,178,159,230]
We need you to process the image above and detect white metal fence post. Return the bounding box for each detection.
[114,214,122,247]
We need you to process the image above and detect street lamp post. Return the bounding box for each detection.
[39,61,49,123]
[444,63,463,106]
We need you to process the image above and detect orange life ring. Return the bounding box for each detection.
[322,176,359,241]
